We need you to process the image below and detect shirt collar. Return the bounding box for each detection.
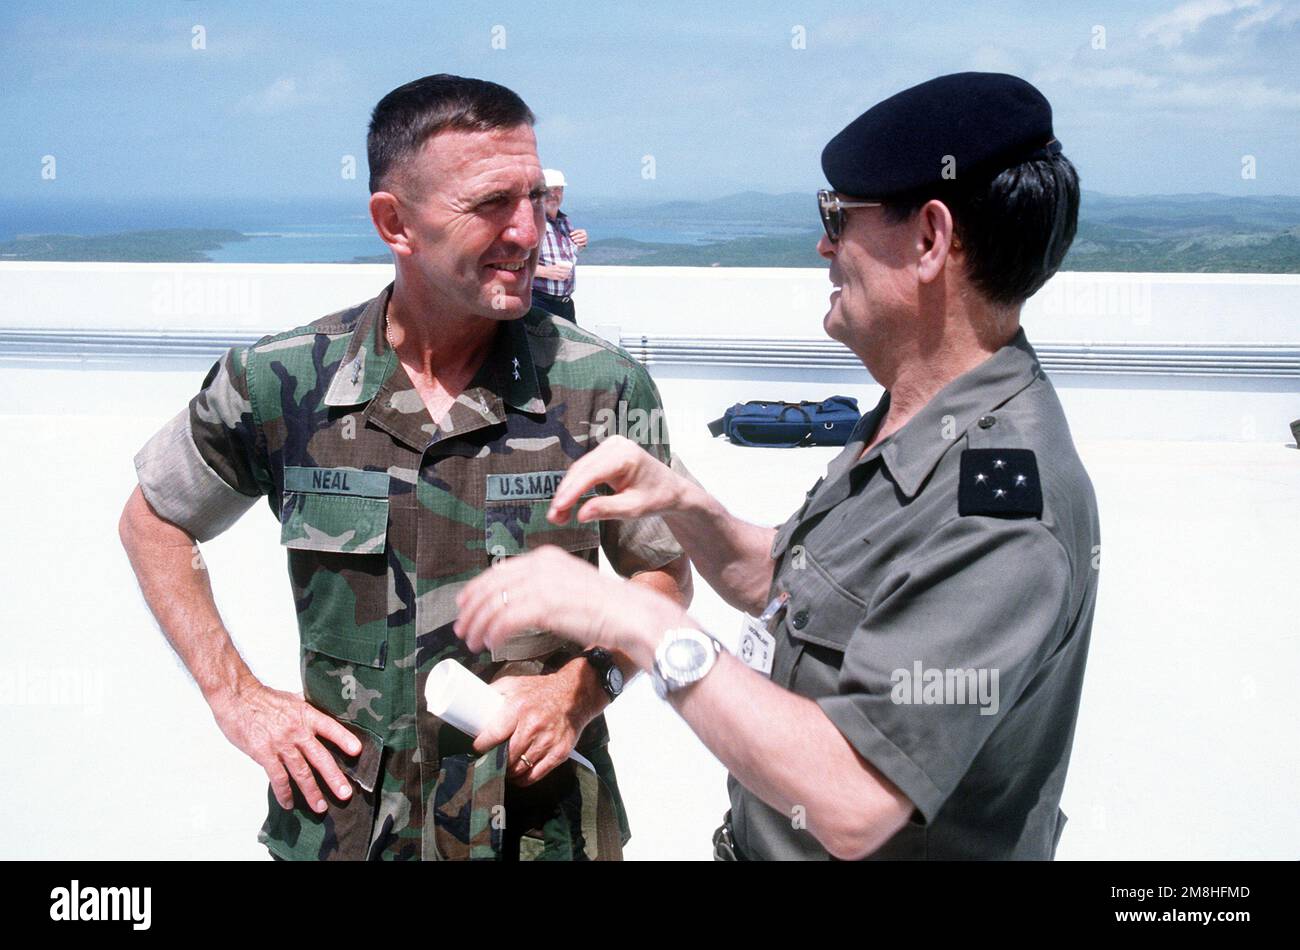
[324,284,544,410]
[875,328,1044,499]
[494,312,546,415]
[323,283,546,451]
[322,283,395,408]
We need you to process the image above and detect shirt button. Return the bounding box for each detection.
[978,414,997,429]
[791,609,809,630]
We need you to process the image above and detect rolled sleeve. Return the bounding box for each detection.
[816,516,1072,823]
[133,346,269,542]
[598,361,684,576]
[602,513,683,576]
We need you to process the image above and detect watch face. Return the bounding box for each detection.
[607,666,625,695]
[665,637,708,674]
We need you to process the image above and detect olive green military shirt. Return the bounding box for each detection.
[730,329,1100,860]
[133,284,683,860]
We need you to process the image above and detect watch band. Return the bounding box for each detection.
[582,647,623,700]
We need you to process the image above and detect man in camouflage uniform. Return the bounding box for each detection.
[118,75,690,860]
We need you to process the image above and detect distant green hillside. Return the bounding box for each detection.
[582,193,1300,271]
[1065,224,1300,272]
[0,229,247,262]
[4,193,1300,272]
[582,233,826,267]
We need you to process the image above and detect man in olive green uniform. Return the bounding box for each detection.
[453,73,1100,860]
[119,75,689,860]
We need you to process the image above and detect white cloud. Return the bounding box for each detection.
[237,77,307,115]
[813,13,888,49]
[1040,57,1300,113]
[1233,1,1284,29]
[969,45,1022,75]
[1138,0,1261,48]
[1163,51,1235,73]
[230,61,350,117]
[14,14,264,61]
[1068,66,1163,91]
[1136,77,1300,110]
[1039,0,1300,116]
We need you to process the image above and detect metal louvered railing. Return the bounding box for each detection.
[1,328,1299,378]
[618,335,1300,378]
[0,329,264,361]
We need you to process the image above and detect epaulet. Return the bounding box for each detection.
[958,448,1043,518]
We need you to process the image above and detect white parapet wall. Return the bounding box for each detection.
[1,262,1298,442]
[3,261,1299,339]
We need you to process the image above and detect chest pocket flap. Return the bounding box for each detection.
[781,549,866,653]
[482,470,598,662]
[484,470,599,558]
[278,468,391,669]
[280,466,391,554]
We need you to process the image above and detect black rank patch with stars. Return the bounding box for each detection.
[958,449,1043,518]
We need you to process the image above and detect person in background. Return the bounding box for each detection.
[532,168,587,323]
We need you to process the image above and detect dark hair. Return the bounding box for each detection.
[367,74,536,193]
[883,153,1080,307]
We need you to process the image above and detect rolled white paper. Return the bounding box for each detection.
[425,658,595,773]
[426,657,507,736]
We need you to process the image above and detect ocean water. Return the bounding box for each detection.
[0,196,812,263]
[205,224,389,263]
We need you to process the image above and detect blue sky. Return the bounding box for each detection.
[2,0,1298,203]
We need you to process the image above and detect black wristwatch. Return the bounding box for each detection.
[583,648,625,701]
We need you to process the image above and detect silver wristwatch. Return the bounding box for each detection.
[651,628,724,699]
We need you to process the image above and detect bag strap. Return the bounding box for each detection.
[729,424,813,448]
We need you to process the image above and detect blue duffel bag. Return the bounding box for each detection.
[707,396,861,447]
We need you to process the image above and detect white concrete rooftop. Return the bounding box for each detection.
[0,263,1296,859]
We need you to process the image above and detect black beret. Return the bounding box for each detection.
[821,72,1061,200]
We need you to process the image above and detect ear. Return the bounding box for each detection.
[369,191,413,257]
[916,199,956,285]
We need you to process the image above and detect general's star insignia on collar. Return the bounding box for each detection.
[958,448,1043,518]
[512,356,521,381]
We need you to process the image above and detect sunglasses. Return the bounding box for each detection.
[817,189,882,243]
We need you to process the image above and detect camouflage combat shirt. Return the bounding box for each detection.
[133,283,683,860]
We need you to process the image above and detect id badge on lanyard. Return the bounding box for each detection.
[738,591,788,677]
